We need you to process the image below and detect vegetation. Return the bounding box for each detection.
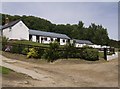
[2,41,101,62]
[81,46,99,61]
[1,13,114,46]
[61,43,81,58]
[2,36,8,44]
[99,52,104,58]
[0,66,12,74]
[8,40,50,47]
[27,47,44,58]
[27,48,39,58]
[43,42,60,62]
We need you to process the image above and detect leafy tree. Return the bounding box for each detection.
[1,13,113,47]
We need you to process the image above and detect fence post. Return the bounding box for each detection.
[18,44,21,54]
[104,48,107,60]
[113,47,115,54]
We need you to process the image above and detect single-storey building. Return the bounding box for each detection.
[73,39,93,47]
[1,19,108,48]
[29,29,70,45]
[1,20,70,45]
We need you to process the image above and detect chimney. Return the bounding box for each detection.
[5,17,9,25]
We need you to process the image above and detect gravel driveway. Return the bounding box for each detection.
[1,55,118,87]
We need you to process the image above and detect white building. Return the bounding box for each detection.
[2,20,29,40]
[1,20,70,45]
[2,19,108,47]
[74,39,93,48]
[29,29,70,45]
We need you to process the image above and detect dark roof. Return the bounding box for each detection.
[2,20,21,29]
[74,39,93,44]
[29,29,70,39]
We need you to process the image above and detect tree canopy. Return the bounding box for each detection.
[1,13,119,47]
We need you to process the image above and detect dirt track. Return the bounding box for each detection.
[2,55,118,87]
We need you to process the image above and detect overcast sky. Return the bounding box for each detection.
[1,2,118,40]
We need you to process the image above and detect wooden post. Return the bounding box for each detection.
[104,48,107,60]
[113,48,115,54]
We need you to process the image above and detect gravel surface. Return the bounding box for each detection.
[1,54,118,87]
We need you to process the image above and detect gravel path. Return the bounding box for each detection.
[1,54,118,87]
[1,55,55,86]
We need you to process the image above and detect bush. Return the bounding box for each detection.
[61,43,81,58]
[9,44,25,54]
[2,36,8,44]
[10,44,20,53]
[22,48,29,55]
[27,47,44,59]
[27,48,39,58]
[43,41,60,62]
[81,47,99,61]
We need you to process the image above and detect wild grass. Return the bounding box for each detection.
[0,66,12,74]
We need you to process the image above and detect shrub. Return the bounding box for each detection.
[43,41,60,62]
[27,47,44,59]
[62,43,81,58]
[9,44,25,54]
[10,44,19,53]
[27,48,39,58]
[2,36,8,44]
[36,47,44,58]
[81,47,99,61]
[22,48,29,55]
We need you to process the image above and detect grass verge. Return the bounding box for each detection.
[0,66,12,74]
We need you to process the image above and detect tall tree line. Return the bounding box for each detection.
[1,13,119,47]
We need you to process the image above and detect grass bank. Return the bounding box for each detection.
[0,66,12,74]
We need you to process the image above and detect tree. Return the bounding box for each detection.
[1,13,111,46]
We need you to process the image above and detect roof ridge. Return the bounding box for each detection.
[29,29,70,39]
[30,29,68,36]
[2,19,21,29]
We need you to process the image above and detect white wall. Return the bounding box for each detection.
[75,43,86,47]
[32,35,36,42]
[75,43,104,48]
[3,27,12,39]
[60,39,67,45]
[3,21,29,40]
[41,37,51,44]
[89,45,102,48]
[39,36,41,43]
[38,36,68,45]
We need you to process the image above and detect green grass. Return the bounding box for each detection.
[8,40,50,47]
[0,66,12,74]
[8,40,65,48]
[99,52,104,58]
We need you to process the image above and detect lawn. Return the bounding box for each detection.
[0,66,12,74]
[8,40,50,47]
[99,52,104,58]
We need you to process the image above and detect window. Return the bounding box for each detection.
[51,38,53,41]
[44,37,47,41]
[63,39,65,43]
